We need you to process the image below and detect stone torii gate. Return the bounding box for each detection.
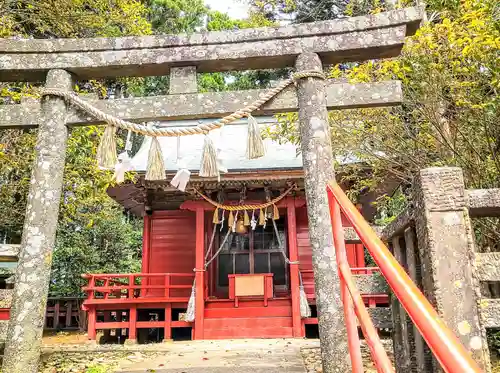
[0,7,422,372]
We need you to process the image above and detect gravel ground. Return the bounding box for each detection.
[40,351,163,373]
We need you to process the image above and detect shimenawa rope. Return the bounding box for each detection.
[194,184,295,212]
[41,70,325,137]
[42,70,325,181]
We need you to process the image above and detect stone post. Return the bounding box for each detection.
[169,66,198,94]
[296,52,350,373]
[413,167,490,371]
[2,69,72,373]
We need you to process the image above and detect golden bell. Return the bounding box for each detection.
[235,218,248,235]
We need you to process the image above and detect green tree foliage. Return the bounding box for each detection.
[249,0,412,22]
[124,6,280,97]
[198,11,288,93]
[0,0,153,296]
[266,0,499,218]
[147,0,207,34]
[249,0,296,21]
[51,210,142,297]
[0,0,290,298]
[0,0,151,38]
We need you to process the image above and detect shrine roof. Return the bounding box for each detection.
[130,116,305,173]
[129,116,360,173]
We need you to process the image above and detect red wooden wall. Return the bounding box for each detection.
[145,207,367,301]
[147,211,196,297]
[296,206,366,301]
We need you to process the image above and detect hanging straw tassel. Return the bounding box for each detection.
[97,125,118,170]
[228,211,235,230]
[186,280,196,322]
[199,135,219,178]
[259,208,265,226]
[246,114,266,159]
[244,210,250,226]
[213,208,220,224]
[273,204,280,220]
[299,273,312,318]
[145,136,166,181]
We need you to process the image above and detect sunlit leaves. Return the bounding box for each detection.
[265,0,499,222]
[1,0,152,38]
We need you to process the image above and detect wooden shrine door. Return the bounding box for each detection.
[215,216,288,297]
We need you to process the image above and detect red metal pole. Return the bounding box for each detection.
[327,182,483,373]
[328,195,363,373]
[338,263,394,373]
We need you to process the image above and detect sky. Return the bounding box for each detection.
[204,0,250,19]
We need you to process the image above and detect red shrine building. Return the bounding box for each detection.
[82,118,389,343]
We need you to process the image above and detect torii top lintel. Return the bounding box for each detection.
[0,7,424,82]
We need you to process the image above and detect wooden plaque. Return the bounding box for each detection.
[234,275,265,297]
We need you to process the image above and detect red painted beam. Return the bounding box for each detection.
[95,321,130,329]
[82,273,194,278]
[88,308,97,340]
[142,215,151,297]
[194,207,205,340]
[330,196,363,373]
[164,303,172,340]
[287,198,302,337]
[83,297,190,305]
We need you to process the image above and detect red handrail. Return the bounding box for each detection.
[82,273,195,300]
[327,181,482,373]
[330,192,393,373]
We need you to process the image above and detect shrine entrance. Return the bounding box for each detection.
[215,216,288,296]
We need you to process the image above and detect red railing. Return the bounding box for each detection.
[327,181,482,373]
[301,268,389,308]
[82,273,194,300]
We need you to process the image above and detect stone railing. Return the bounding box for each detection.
[381,167,496,372]
[354,271,391,329]
[381,209,432,372]
[467,189,500,334]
